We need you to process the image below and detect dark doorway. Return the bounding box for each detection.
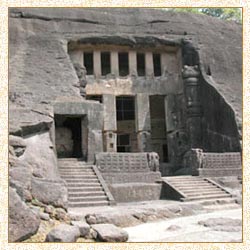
[55,115,83,158]
[149,95,168,162]
[116,96,137,152]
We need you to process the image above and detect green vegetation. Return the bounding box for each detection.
[167,8,242,23]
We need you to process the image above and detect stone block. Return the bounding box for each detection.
[102,172,161,184]
[95,152,150,172]
[103,131,117,152]
[109,183,162,202]
[91,223,128,242]
[135,93,151,132]
[86,213,139,227]
[71,221,90,237]
[103,94,116,131]
[88,130,103,162]
[45,224,80,242]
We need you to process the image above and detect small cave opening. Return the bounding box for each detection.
[55,115,83,158]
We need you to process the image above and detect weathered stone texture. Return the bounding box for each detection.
[91,223,129,242]
[71,221,91,237]
[31,178,68,209]
[18,132,58,179]
[45,224,80,242]
[9,8,242,133]
[9,188,40,242]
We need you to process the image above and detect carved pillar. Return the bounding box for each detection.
[145,52,154,77]
[129,51,137,76]
[94,50,101,78]
[135,93,151,152]
[103,94,117,152]
[111,51,119,76]
[182,65,202,148]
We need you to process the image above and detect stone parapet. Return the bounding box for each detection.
[102,172,161,184]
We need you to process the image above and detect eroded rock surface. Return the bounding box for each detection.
[9,188,40,242]
[198,217,242,232]
[91,223,129,242]
[31,178,68,209]
[71,221,91,237]
[45,224,80,242]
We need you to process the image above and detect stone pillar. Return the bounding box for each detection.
[93,50,101,78]
[111,51,119,76]
[129,51,137,76]
[182,65,202,148]
[81,116,88,160]
[69,50,83,66]
[135,93,151,152]
[164,94,176,133]
[145,52,154,77]
[103,94,117,152]
[87,108,104,162]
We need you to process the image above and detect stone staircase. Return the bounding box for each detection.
[58,158,115,208]
[162,176,234,202]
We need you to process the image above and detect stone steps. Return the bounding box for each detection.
[69,200,109,208]
[66,183,102,188]
[162,176,233,202]
[64,179,100,184]
[69,191,106,197]
[58,158,111,207]
[181,193,231,202]
[68,187,104,192]
[69,195,108,202]
[183,189,226,195]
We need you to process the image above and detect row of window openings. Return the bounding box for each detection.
[84,52,162,77]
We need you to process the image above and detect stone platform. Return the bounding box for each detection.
[95,152,162,202]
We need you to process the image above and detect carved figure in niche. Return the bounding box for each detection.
[147,152,160,171]
[140,131,151,151]
[73,63,87,96]
[191,148,204,169]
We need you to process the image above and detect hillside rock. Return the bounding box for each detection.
[31,177,68,209]
[9,188,40,242]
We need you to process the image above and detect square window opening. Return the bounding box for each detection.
[116,96,135,121]
[101,52,111,75]
[118,52,129,76]
[137,53,145,76]
[153,53,162,76]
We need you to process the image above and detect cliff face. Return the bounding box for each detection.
[9,8,242,137]
[8,8,242,241]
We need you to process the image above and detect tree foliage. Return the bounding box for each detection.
[168,8,242,23]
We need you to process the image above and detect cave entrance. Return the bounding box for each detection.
[55,115,84,158]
